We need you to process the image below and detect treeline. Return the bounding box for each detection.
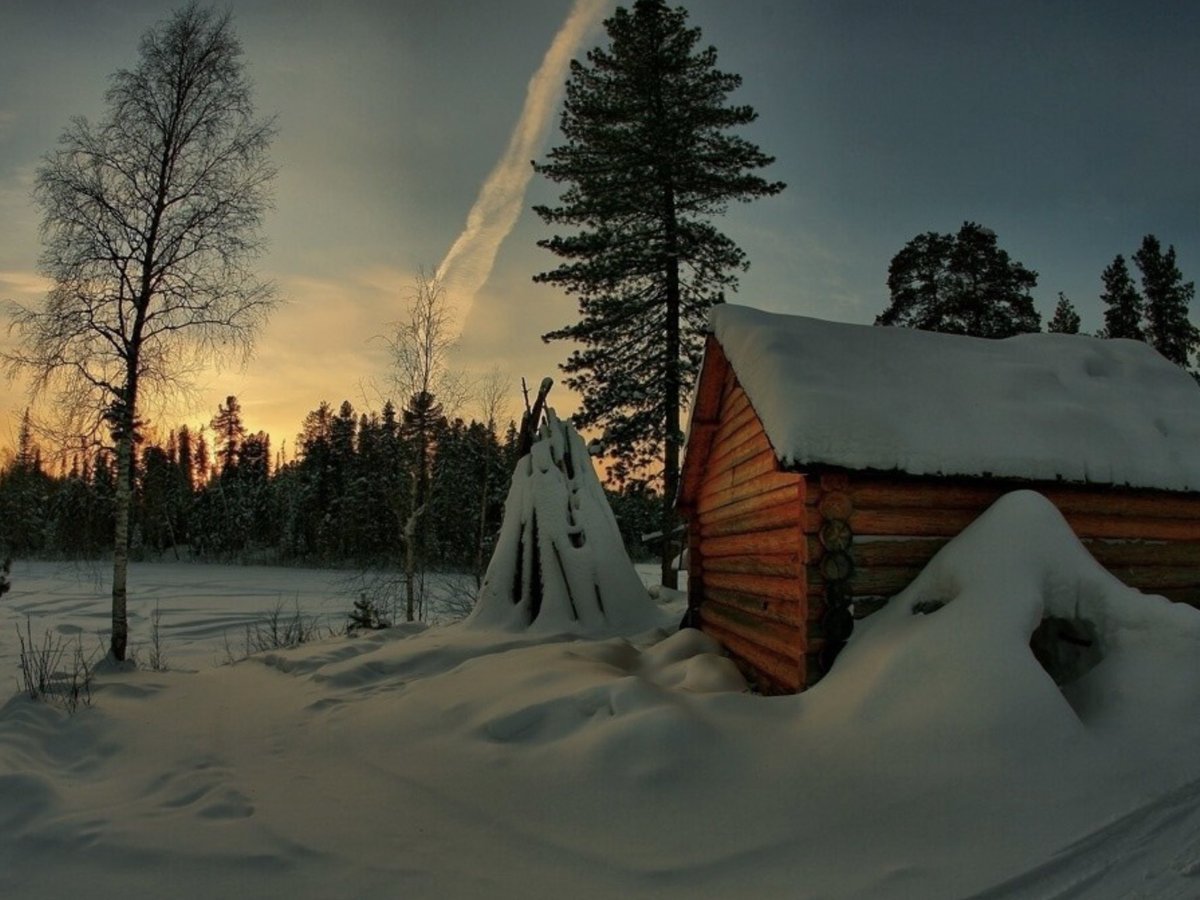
[0,396,662,569]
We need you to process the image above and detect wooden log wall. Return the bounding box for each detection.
[688,363,816,693]
[681,334,1200,695]
[804,472,1200,611]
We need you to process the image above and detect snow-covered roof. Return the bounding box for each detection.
[706,304,1200,492]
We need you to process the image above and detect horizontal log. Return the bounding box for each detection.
[700,500,804,540]
[849,479,1200,521]
[699,471,804,518]
[1106,567,1200,592]
[678,425,717,510]
[702,526,803,559]
[847,507,1200,542]
[699,603,806,662]
[709,394,757,448]
[705,428,775,483]
[706,570,806,604]
[698,482,803,526]
[1085,540,1200,568]
[823,536,1200,576]
[1050,514,1197,542]
[852,538,950,567]
[848,507,983,538]
[700,448,782,500]
[698,617,802,693]
[689,335,728,421]
[703,553,802,578]
[720,354,736,390]
[721,380,751,419]
[808,564,924,598]
[705,586,804,629]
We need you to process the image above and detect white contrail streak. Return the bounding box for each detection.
[435,0,610,329]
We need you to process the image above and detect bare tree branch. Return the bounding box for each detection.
[1,3,277,660]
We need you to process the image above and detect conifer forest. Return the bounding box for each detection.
[0,396,662,573]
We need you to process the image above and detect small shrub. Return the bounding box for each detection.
[147,601,167,672]
[16,617,97,713]
[223,598,327,663]
[347,594,390,633]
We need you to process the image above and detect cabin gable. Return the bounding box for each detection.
[680,336,817,693]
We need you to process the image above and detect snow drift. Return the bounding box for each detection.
[817,491,1200,756]
[2,492,1200,898]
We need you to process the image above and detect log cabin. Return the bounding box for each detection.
[677,305,1200,694]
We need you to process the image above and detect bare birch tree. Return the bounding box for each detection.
[386,270,466,620]
[3,4,277,660]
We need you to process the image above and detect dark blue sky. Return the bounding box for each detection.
[1,0,1197,443]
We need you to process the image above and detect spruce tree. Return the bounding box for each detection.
[1132,235,1198,367]
[1047,292,1082,334]
[533,0,784,587]
[210,396,247,477]
[877,222,1041,337]
[1098,254,1144,340]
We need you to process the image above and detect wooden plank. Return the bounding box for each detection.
[720,379,751,418]
[700,603,806,661]
[698,470,803,517]
[1085,540,1200,568]
[705,427,774,482]
[700,499,801,539]
[710,392,756,446]
[849,479,1200,521]
[852,538,950,567]
[852,566,924,597]
[698,483,801,526]
[677,336,728,510]
[1105,567,1200,592]
[849,507,990,538]
[698,616,802,692]
[707,570,806,603]
[678,421,717,513]
[703,553,802,578]
[700,447,781,499]
[703,525,803,559]
[844,508,1200,542]
[1059,515,1198,542]
[705,586,804,628]
[808,563,923,598]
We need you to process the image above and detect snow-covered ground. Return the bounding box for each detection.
[2,493,1199,899]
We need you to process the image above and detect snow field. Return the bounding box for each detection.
[1,493,1199,898]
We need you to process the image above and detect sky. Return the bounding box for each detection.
[1,0,1198,460]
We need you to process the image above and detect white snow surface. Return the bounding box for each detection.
[2,491,1200,898]
[708,304,1200,490]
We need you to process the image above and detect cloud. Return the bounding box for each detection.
[0,269,49,299]
[434,0,609,330]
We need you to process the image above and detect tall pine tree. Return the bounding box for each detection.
[210,395,246,477]
[533,0,784,587]
[1098,254,1144,341]
[1132,235,1198,368]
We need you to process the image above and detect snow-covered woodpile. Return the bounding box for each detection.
[468,404,657,636]
[678,304,1200,694]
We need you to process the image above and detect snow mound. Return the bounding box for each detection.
[4,510,1200,898]
[709,305,1200,490]
[468,408,661,636]
[817,490,1200,759]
